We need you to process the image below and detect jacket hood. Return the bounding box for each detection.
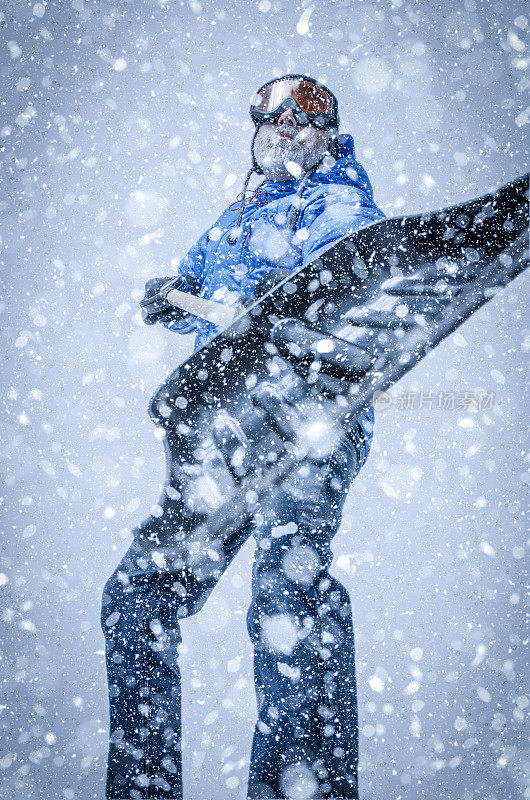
[258,133,376,204]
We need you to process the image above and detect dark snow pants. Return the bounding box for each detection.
[101,423,369,800]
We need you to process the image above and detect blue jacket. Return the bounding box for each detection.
[163,133,384,444]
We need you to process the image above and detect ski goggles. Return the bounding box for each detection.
[250,75,339,130]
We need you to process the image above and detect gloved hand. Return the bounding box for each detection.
[225,269,294,317]
[139,274,201,325]
[254,268,293,299]
[270,318,371,398]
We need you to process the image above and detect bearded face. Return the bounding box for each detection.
[253,118,331,181]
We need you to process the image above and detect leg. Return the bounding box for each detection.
[246,424,367,800]
[101,496,252,799]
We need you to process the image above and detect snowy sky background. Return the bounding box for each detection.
[0,0,528,799]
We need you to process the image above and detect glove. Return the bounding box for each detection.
[139,274,201,326]
[254,268,293,299]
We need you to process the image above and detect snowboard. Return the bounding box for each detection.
[135,174,528,572]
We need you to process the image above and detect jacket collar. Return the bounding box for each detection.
[256,133,375,203]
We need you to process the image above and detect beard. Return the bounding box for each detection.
[253,125,329,180]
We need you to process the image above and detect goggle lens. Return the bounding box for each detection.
[252,78,333,116]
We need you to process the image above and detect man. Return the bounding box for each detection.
[101,75,385,800]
